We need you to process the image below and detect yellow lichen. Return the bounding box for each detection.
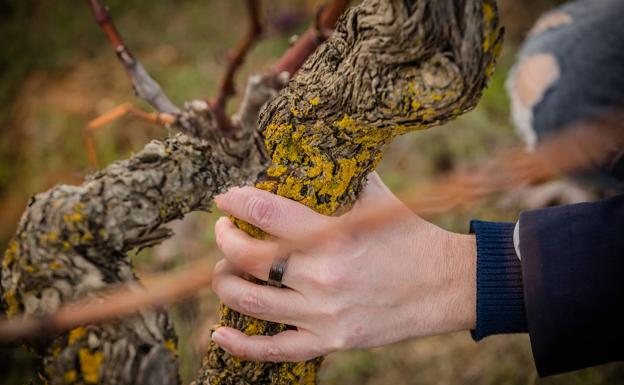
[81,231,94,243]
[52,345,62,357]
[261,114,400,216]
[4,288,19,316]
[78,348,103,384]
[2,240,18,269]
[482,2,500,53]
[164,339,177,354]
[68,327,87,345]
[333,114,356,131]
[230,217,268,240]
[64,212,83,223]
[483,2,495,23]
[267,164,288,177]
[483,33,491,52]
[49,260,63,271]
[486,37,503,77]
[243,317,266,336]
[64,370,77,384]
[63,203,85,223]
[308,96,320,106]
[48,231,58,242]
[255,180,278,191]
[22,262,38,273]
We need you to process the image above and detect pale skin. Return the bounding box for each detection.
[211,172,477,362]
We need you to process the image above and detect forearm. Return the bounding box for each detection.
[434,232,477,334]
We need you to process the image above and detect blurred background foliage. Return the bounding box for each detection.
[0,0,623,384]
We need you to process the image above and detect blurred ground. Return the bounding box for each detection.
[1,0,623,384]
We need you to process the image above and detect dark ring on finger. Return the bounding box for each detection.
[267,256,289,288]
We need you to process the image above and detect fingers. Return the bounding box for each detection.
[211,327,323,362]
[215,217,309,286]
[215,217,280,280]
[215,187,335,239]
[212,260,308,325]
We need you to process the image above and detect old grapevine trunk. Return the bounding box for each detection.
[1,0,501,384]
[1,101,269,384]
[197,0,503,384]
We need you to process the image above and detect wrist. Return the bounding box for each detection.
[439,231,477,333]
[401,222,477,340]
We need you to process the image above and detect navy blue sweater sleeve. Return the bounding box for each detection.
[519,194,624,376]
[469,221,528,340]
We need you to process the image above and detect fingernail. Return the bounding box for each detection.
[215,216,228,227]
[211,329,224,343]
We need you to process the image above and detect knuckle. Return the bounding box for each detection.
[239,289,266,315]
[247,196,277,229]
[248,263,267,280]
[264,343,287,362]
[320,302,343,321]
[211,263,225,292]
[326,335,349,352]
[235,244,255,266]
[335,229,356,247]
[231,343,250,360]
[316,269,346,289]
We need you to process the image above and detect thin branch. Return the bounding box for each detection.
[0,259,212,342]
[84,102,176,166]
[215,0,351,135]
[273,0,350,76]
[212,0,264,136]
[86,0,180,114]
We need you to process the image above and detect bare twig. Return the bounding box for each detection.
[0,259,212,342]
[228,0,351,135]
[86,0,180,114]
[232,72,290,134]
[211,0,264,136]
[84,102,176,166]
[86,0,350,140]
[273,0,350,76]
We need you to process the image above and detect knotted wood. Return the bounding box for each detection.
[1,101,268,385]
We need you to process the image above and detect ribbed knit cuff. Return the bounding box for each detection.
[469,220,528,341]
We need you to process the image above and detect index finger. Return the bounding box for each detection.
[214,187,335,240]
[211,327,324,362]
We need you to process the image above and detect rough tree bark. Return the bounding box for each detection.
[1,99,269,385]
[1,0,502,384]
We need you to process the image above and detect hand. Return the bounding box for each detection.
[211,172,477,362]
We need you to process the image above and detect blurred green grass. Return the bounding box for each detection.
[1,1,622,384]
